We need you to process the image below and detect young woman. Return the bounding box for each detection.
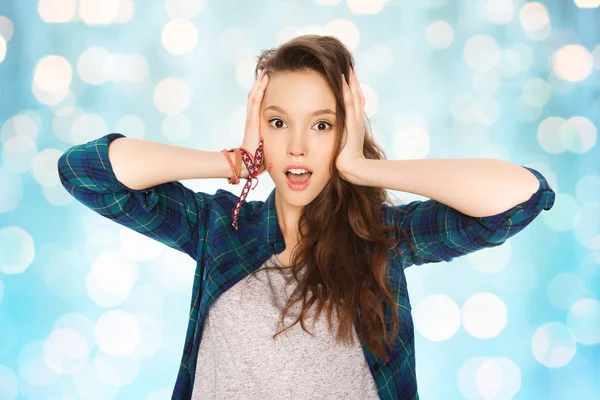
[58,35,556,400]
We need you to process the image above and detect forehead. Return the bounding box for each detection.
[263,70,337,113]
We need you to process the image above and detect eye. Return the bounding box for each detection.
[267,118,334,131]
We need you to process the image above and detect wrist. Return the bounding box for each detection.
[228,151,249,179]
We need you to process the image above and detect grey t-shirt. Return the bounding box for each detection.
[191,254,380,399]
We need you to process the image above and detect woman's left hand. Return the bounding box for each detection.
[336,67,367,182]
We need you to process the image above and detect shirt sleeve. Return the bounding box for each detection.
[57,132,213,261]
[381,165,556,269]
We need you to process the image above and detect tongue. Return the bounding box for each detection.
[288,172,311,183]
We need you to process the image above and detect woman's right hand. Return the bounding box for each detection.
[240,68,270,178]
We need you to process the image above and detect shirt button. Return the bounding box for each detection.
[373,362,380,371]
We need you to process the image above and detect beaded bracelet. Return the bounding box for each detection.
[220,137,272,231]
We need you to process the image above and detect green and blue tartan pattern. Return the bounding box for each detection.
[57,133,556,400]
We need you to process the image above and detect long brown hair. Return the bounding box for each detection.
[247,34,414,365]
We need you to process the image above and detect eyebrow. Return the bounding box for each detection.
[264,105,336,117]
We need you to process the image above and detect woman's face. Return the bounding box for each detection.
[260,69,338,207]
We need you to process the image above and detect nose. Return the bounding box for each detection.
[287,130,307,157]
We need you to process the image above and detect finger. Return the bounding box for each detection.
[248,71,269,126]
[248,69,268,105]
[341,74,357,131]
[251,73,269,136]
[254,71,269,115]
[349,69,365,124]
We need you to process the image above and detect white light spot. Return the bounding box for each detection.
[17,340,59,386]
[478,357,522,399]
[0,16,14,42]
[552,45,594,82]
[93,351,140,387]
[52,106,85,144]
[425,20,454,49]
[510,43,534,71]
[95,310,141,356]
[130,55,150,83]
[567,298,600,345]
[574,0,600,8]
[457,357,488,400]
[413,294,461,341]
[325,19,360,52]
[131,313,163,359]
[464,35,501,72]
[593,44,600,70]
[73,364,119,399]
[0,168,22,213]
[1,114,39,144]
[86,249,138,307]
[38,0,77,23]
[532,321,577,368]
[79,0,119,25]
[113,0,136,23]
[462,292,507,339]
[32,148,63,188]
[34,55,73,94]
[77,47,115,85]
[346,0,388,14]
[70,113,109,144]
[39,250,88,298]
[120,227,164,262]
[476,358,503,399]
[573,203,600,250]
[43,328,90,375]
[559,116,597,154]
[575,175,600,204]
[522,77,551,107]
[0,364,19,399]
[495,49,522,78]
[1,134,38,173]
[519,2,550,31]
[485,0,515,25]
[0,226,35,274]
[161,19,198,55]
[153,78,191,115]
[537,116,567,154]
[164,0,206,18]
[392,125,431,160]
[0,43,5,64]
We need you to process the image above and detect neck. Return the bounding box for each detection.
[274,188,304,243]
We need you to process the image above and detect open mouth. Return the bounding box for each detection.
[285,171,313,183]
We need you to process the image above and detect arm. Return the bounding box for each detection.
[348,158,543,218]
[356,159,556,268]
[57,132,241,260]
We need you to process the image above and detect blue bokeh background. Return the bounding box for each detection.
[1,1,599,399]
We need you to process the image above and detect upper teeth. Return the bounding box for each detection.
[288,169,309,174]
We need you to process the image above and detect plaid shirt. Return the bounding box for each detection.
[57,133,556,400]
